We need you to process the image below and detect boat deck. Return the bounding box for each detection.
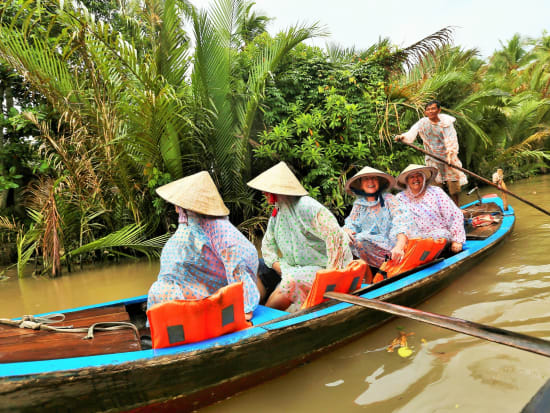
[0,305,142,363]
[0,197,508,366]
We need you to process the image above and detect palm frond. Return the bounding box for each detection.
[66,224,169,260]
[398,26,455,71]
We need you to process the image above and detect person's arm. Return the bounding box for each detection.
[261,217,280,269]
[343,202,362,243]
[387,195,418,240]
[434,187,466,248]
[390,233,407,262]
[395,119,422,143]
[441,117,459,164]
[312,208,352,269]
[220,247,260,314]
[386,195,417,262]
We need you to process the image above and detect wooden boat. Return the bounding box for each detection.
[0,195,515,412]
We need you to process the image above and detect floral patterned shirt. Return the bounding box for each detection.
[262,196,353,308]
[343,193,417,267]
[147,213,260,313]
[401,114,468,185]
[396,186,466,243]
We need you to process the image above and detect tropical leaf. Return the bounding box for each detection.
[66,224,170,260]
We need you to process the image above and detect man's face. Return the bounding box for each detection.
[424,103,441,121]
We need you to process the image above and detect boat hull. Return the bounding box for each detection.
[0,198,515,412]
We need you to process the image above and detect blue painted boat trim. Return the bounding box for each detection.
[0,197,515,379]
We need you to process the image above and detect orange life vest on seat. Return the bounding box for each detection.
[372,237,447,283]
[146,282,251,349]
[301,260,369,309]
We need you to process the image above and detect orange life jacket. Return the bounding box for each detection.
[372,237,447,283]
[301,260,369,309]
[146,282,251,349]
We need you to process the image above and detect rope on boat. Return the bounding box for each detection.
[0,314,140,340]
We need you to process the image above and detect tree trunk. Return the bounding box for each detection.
[0,78,7,210]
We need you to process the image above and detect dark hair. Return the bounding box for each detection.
[425,100,441,109]
[351,188,386,207]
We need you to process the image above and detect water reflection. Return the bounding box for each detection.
[0,261,159,318]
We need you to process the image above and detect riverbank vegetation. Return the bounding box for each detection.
[0,0,548,277]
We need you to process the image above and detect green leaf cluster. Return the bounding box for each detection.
[255,46,402,219]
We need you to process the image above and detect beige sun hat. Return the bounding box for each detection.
[155,171,229,216]
[345,166,396,195]
[247,161,308,196]
[396,164,438,189]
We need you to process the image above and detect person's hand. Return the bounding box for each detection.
[272,261,282,275]
[245,312,253,321]
[446,153,453,165]
[450,242,462,253]
[343,228,356,243]
[390,244,405,262]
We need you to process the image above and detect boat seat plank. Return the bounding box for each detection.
[0,305,141,363]
[0,330,140,363]
[55,305,129,321]
[0,311,132,339]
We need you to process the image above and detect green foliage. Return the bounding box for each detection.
[0,0,549,279]
[0,166,22,190]
[255,47,401,219]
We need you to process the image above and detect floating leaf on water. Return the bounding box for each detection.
[387,330,415,352]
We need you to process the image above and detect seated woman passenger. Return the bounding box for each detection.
[147,171,260,319]
[247,162,353,311]
[343,166,415,270]
[395,164,465,254]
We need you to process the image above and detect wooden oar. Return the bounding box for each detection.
[398,140,550,217]
[325,291,550,357]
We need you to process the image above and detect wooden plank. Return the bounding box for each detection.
[0,306,131,338]
[0,304,141,363]
[0,312,132,340]
[0,330,141,363]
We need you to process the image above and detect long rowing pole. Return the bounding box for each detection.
[325,292,550,357]
[398,140,550,217]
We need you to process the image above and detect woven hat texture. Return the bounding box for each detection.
[247,162,308,196]
[156,171,229,216]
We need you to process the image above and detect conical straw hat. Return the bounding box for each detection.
[396,164,438,188]
[345,166,396,195]
[155,171,229,216]
[247,162,308,196]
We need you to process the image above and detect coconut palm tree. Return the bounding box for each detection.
[0,0,195,274]
[189,0,325,219]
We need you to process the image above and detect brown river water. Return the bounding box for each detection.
[1,175,550,412]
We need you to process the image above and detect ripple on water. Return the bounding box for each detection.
[498,264,550,276]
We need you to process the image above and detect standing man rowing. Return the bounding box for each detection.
[395,100,467,205]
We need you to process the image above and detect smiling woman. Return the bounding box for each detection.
[395,164,466,254]
[343,166,415,271]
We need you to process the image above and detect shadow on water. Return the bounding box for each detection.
[1,175,550,412]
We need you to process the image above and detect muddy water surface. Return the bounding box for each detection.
[2,176,550,412]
